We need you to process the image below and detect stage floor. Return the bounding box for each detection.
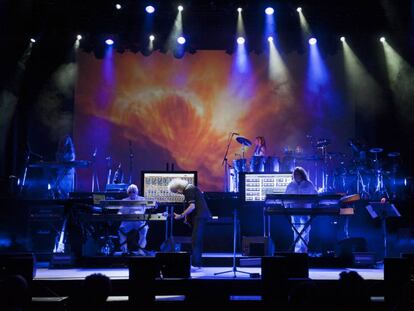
[34,266,383,280]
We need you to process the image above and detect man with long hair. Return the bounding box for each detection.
[285,167,317,253]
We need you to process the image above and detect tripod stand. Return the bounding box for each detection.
[214,206,253,277]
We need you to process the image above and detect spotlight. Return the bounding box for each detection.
[77,34,82,40]
[296,7,302,13]
[115,4,122,10]
[267,36,273,42]
[237,7,242,13]
[237,36,245,45]
[178,5,183,11]
[105,39,114,45]
[308,37,317,45]
[30,38,36,43]
[340,36,345,42]
[380,37,386,43]
[177,36,186,44]
[265,7,274,15]
[145,5,155,13]
[149,35,155,41]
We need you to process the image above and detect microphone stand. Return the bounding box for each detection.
[91,148,100,192]
[222,133,235,192]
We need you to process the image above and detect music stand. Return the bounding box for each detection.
[214,206,253,277]
[366,202,401,258]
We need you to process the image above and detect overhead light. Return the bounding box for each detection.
[177,36,186,44]
[145,5,155,14]
[265,7,274,15]
[237,37,245,45]
[308,37,317,45]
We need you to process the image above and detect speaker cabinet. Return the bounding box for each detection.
[242,236,274,256]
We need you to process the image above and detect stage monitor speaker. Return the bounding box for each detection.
[0,253,36,283]
[274,252,309,278]
[242,236,274,256]
[155,252,190,279]
[128,257,158,306]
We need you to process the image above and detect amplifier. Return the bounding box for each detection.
[29,205,64,221]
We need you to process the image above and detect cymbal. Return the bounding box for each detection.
[316,139,331,148]
[236,136,252,147]
[387,151,400,157]
[369,147,383,153]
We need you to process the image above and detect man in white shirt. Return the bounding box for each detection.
[285,167,317,253]
[118,184,150,255]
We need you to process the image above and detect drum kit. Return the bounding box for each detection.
[227,134,403,200]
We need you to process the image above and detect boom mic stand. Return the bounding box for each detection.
[222,133,236,192]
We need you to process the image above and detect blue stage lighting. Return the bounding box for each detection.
[308,37,317,45]
[265,7,274,15]
[237,37,245,45]
[177,36,186,44]
[105,39,114,45]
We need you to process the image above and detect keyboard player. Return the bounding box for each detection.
[118,184,155,255]
[285,167,317,253]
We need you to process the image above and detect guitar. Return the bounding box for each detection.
[53,218,67,253]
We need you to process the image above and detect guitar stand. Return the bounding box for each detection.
[214,208,254,278]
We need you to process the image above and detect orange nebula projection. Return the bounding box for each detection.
[74,50,352,191]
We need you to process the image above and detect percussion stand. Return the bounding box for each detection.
[222,133,236,192]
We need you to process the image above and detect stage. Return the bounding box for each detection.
[35,265,384,281]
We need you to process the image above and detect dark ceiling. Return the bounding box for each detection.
[2,0,413,54]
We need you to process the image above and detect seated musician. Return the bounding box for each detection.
[253,136,266,156]
[285,167,317,253]
[118,184,152,255]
